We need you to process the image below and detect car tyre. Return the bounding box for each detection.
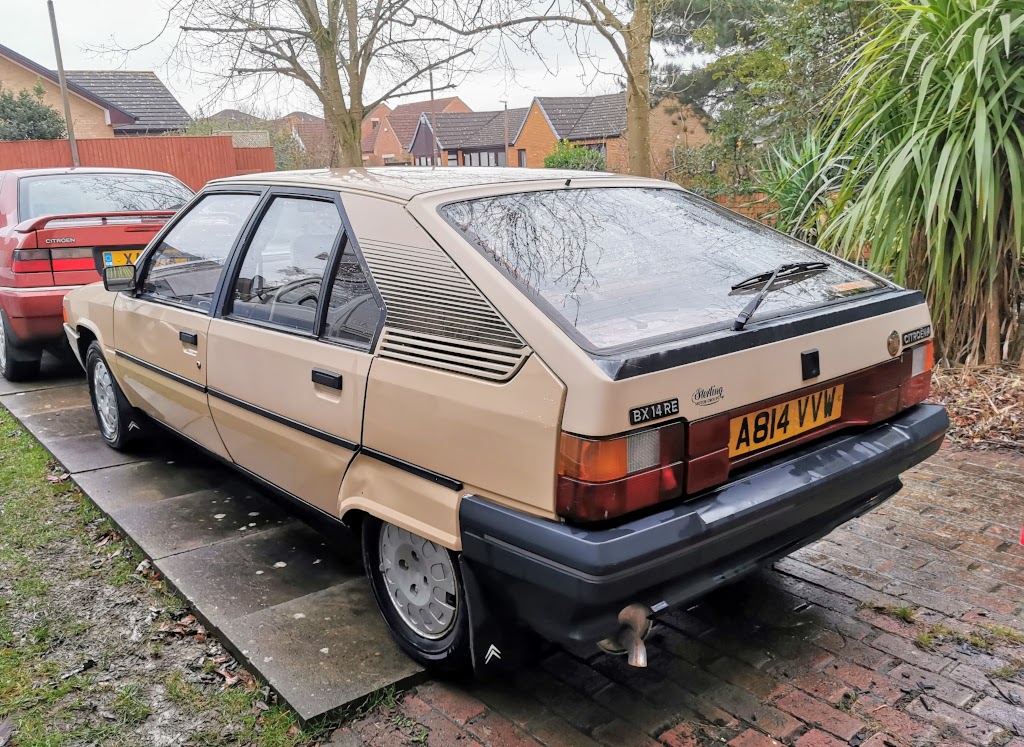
[362,516,472,674]
[86,341,142,449]
[0,310,41,382]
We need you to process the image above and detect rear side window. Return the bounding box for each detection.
[322,247,378,344]
[18,173,193,220]
[228,197,342,333]
[440,187,886,351]
[140,193,259,311]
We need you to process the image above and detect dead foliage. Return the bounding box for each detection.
[930,366,1024,451]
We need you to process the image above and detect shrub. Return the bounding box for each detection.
[543,140,606,171]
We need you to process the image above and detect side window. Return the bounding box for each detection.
[323,244,378,344]
[228,197,341,333]
[140,193,259,310]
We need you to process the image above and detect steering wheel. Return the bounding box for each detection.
[268,276,321,307]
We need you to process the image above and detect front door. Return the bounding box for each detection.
[206,191,382,515]
[114,191,261,457]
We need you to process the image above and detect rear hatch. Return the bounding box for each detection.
[437,184,936,521]
[13,171,193,286]
[20,214,173,286]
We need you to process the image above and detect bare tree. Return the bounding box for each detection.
[156,0,474,166]
[424,0,703,177]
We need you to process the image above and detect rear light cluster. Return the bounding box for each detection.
[556,340,935,523]
[557,423,685,522]
[13,248,96,273]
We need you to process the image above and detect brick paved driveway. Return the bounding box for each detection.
[335,448,1024,747]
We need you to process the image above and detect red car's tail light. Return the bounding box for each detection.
[12,249,52,273]
[50,247,95,272]
[557,422,686,522]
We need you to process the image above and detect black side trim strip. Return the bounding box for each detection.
[114,350,207,392]
[207,388,358,451]
[595,290,926,380]
[362,447,464,492]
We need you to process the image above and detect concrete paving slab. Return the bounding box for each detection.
[0,384,91,417]
[2,377,424,722]
[73,453,245,512]
[111,487,293,560]
[19,405,99,440]
[40,432,149,473]
[0,355,82,396]
[159,522,363,630]
[222,580,425,721]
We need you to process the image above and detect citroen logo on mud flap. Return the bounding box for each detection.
[484,644,501,664]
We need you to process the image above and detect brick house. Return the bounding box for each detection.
[0,43,190,138]
[408,108,529,166]
[0,43,133,138]
[361,97,470,166]
[512,92,711,175]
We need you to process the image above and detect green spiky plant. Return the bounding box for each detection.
[759,131,850,244]
[818,0,1024,364]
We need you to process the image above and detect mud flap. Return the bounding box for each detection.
[459,556,533,678]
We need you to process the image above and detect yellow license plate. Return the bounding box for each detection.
[102,250,142,267]
[729,384,845,458]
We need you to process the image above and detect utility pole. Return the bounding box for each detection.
[48,0,79,167]
[501,100,509,167]
[428,66,438,167]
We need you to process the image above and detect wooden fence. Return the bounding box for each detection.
[713,192,778,225]
[0,135,275,190]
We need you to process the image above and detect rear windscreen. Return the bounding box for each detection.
[440,187,886,351]
[18,174,194,220]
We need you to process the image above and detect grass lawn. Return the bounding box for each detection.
[0,404,327,746]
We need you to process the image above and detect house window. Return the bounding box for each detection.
[447,153,459,166]
[518,149,527,167]
[371,118,380,130]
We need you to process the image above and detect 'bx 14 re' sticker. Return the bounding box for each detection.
[629,398,680,426]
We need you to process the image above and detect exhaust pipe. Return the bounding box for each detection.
[597,603,654,667]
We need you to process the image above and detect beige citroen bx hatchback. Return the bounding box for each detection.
[63,168,948,675]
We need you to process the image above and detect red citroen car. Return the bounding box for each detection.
[0,167,194,380]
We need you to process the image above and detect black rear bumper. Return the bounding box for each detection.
[459,403,949,646]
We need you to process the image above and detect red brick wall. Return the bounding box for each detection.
[513,99,712,175]
[513,101,559,168]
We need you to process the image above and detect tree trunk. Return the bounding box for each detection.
[623,1,653,178]
[984,272,1002,365]
[329,109,362,167]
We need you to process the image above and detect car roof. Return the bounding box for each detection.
[211,166,624,201]
[1,166,176,178]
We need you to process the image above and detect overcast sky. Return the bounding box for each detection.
[6,0,633,117]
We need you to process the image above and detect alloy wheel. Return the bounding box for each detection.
[0,318,6,373]
[378,523,459,640]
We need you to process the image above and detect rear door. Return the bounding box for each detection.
[114,190,262,457]
[206,189,383,514]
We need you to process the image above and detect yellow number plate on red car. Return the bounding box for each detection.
[729,384,844,457]
[102,250,142,267]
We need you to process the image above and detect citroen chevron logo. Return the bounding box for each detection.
[484,644,501,664]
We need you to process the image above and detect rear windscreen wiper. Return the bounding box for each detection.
[731,261,830,331]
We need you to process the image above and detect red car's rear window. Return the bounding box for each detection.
[18,173,193,220]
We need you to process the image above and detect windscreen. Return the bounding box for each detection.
[19,173,194,220]
[440,187,886,350]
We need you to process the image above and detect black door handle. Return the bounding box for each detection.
[312,369,343,389]
[179,330,198,345]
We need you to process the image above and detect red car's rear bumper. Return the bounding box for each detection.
[0,286,75,345]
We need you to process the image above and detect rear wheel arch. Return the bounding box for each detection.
[337,454,462,552]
